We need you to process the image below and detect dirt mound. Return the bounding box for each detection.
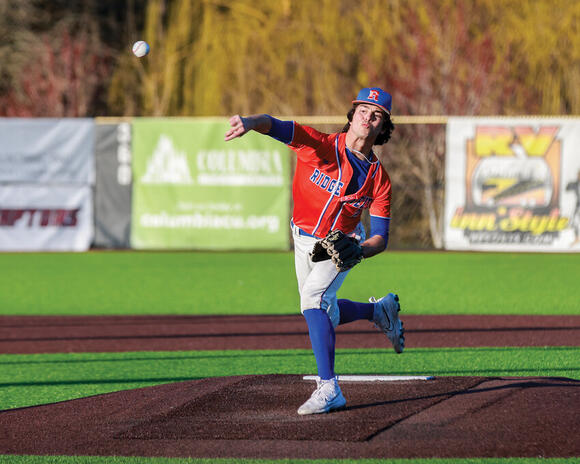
[1,374,578,459]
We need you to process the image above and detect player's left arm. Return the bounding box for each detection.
[360,216,389,258]
[362,169,392,258]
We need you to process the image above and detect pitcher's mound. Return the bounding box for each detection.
[1,374,579,459]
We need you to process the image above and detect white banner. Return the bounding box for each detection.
[445,117,580,252]
[0,118,94,184]
[0,185,93,251]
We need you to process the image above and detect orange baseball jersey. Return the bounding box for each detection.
[288,122,392,238]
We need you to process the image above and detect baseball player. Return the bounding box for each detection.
[225,87,404,415]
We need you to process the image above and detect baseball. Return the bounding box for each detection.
[132,40,150,57]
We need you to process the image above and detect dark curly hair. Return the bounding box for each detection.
[341,104,395,145]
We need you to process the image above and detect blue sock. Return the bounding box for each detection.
[302,309,335,380]
[337,299,375,325]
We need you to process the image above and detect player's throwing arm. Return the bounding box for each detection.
[224,115,272,141]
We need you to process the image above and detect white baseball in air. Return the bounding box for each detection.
[132,40,150,57]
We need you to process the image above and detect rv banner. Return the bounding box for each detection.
[444,117,580,252]
[131,119,291,250]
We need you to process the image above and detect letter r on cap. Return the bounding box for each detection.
[368,90,379,101]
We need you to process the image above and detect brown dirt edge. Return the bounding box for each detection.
[0,374,579,459]
[1,314,580,354]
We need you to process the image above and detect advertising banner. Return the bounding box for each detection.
[444,117,580,252]
[0,118,94,184]
[0,185,93,251]
[0,118,94,251]
[131,119,290,250]
[94,122,132,248]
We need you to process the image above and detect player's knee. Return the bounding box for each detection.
[299,298,339,328]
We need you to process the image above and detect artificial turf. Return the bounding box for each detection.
[1,251,578,463]
[1,346,578,410]
[1,251,579,316]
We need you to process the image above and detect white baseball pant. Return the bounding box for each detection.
[291,221,365,328]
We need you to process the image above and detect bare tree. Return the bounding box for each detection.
[1,8,112,117]
[369,2,506,248]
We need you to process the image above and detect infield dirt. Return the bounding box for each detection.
[1,314,579,353]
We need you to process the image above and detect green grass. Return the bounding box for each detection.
[1,346,578,410]
[1,250,578,463]
[0,251,579,315]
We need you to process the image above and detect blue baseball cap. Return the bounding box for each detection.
[352,87,392,115]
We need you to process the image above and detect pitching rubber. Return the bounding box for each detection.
[303,375,434,382]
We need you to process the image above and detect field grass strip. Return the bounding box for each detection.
[1,251,579,315]
[0,346,578,410]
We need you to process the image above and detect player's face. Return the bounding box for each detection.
[351,104,386,140]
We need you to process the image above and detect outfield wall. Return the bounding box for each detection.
[0,117,291,252]
[0,116,579,252]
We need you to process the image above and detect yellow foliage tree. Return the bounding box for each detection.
[485,0,580,114]
[108,0,580,117]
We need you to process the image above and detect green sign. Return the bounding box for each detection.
[131,119,290,250]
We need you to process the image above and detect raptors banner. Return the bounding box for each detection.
[0,185,93,251]
[444,117,580,252]
[0,118,94,184]
[0,119,94,251]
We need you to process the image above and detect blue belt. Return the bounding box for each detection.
[291,221,320,239]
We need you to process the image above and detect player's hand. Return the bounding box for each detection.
[224,115,249,141]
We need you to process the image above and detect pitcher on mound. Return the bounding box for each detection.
[225,87,405,415]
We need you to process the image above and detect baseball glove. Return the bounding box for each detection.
[309,229,364,272]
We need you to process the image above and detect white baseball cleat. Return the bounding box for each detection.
[297,377,346,415]
[370,293,405,353]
